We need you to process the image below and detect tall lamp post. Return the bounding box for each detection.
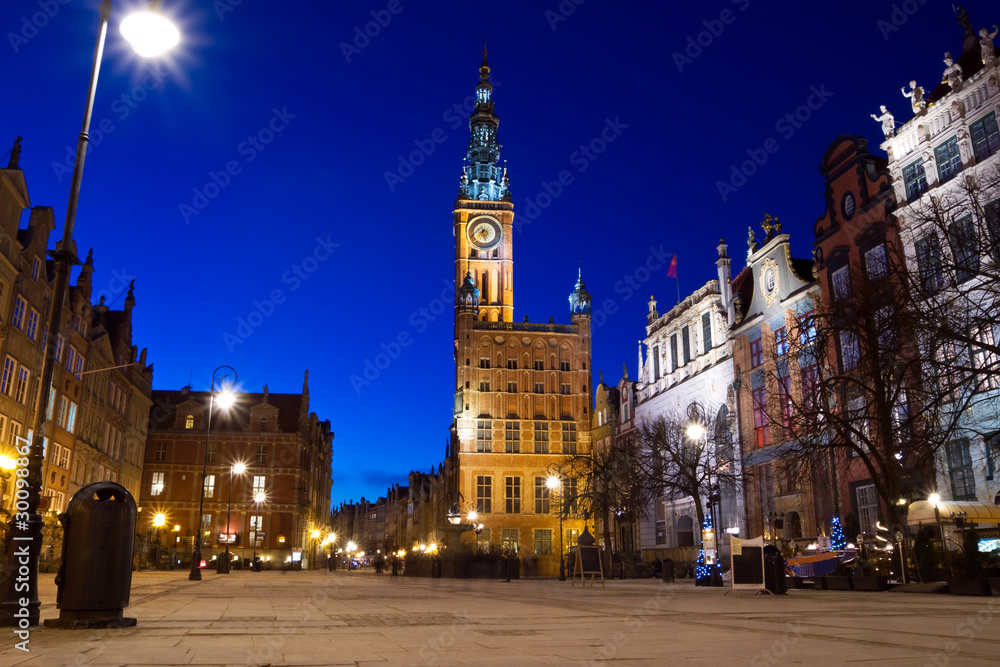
[0,0,179,626]
[546,468,566,581]
[217,461,246,574]
[190,365,237,581]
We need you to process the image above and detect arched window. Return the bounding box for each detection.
[185,415,194,429]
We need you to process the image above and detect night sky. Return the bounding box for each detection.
[1,0,994,507]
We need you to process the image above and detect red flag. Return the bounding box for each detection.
[667,254,677,278]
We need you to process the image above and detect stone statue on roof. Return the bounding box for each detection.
[6,136,21,169]
[747,226,758,255]
[981,26,999,68]
[942,53,963,91]
[871,105,895,138]
[901,81,926,114]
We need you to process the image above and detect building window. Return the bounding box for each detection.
[985,433,998,481]
[534,382,544,394]
[831,265,851,300]
[864,244,888,280]
[256,444,267,463]
[26,309,39,342]
[948,216,979,284]
[702,312,713,354]
[986,201,1000,265]
[480,358,490,369]
[206,442,216,463]
[652,345,660,380]
[476,528,491,551]
[185,415,194,429]
[56,396,68,429]
[560,361,570,371]
[534,529,552,555]
[55,335,64,364]
[505,476,521,514]
[507,359,517,369]
[258,419,267,432]
[562,423,577,454]
[476,475,492,513]
[934,136,962,183]
[11,296,25,330]
[778,375,792,433]
[150,472,164,496]
[971,111,1000,162]
[476,420,491,452]
[798,310,817,346]
[682,327,691,364]
[947,439,976,500]
[479,380,491,392]
[972,324,1000,392]
[839,331,859,371]
[534,477,550,514]
[66,401,77,434]
[750,338,763,368]
[534,422,549,453]
[204,474,216,498]
[774,327,788,357]
[855,483,879,536]
[902,159,928,200]
[501,528,518,554]
[13,367,28,404]
[0,357,13,396]
[670,334,679,372]
[154,442,166,462]
[915,234,944,294]
[533,360,543,371]
[31,257,40,282]
[752,386,769,447]
[507,381,517,393]
[505,421,520,453]
[560,383,570,395]
[249,515,263,546]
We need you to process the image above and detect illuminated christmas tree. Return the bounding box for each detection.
[831,516,846,550]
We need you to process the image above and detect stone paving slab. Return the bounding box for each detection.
[2,571,1000,665]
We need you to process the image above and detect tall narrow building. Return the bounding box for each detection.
[449,51,593,575]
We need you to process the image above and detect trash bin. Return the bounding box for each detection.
[763,545,787,595]
[44,482,138,628]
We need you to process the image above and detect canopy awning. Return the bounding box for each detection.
[907,500,1000,525]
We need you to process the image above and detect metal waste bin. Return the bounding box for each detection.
[44,482,138,628]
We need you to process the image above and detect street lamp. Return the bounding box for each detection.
[217,461,246,574]
[0,0,180,626]
[546,471,566,581]
[251,490,265,570]
[190,365,237,581]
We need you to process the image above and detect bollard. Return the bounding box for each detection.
[44,482,138,628]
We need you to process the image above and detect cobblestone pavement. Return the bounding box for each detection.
[2,570,999,665]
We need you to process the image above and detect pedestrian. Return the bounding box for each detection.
[662,557,675,582]
[651,558,662,578]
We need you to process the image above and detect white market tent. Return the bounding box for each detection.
[907,500,1000,526]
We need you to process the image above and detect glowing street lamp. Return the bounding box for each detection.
[120,2,180,58]
[190,366,237,581]
[0,0,180,627]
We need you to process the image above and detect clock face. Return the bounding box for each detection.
[468,216,502,250]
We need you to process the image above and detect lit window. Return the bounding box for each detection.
[562,423,577,454]
[151,472,164,496]
[534,477,550,514]
[185,415,194,429]
[534,422,549,453]
[13,367,28,404]
[752,386,769,447]
[476,475,491,513]
[505,476,521,514]
[204,474,215,498]
[476,420,491,452]
[505,422,520,453]
[534,529,552,555]
[774,327,788,357]
[256,443,267,464]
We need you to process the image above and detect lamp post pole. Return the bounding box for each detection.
[190,365,236,581]
[0,0,179,625]
[219,462,245,574]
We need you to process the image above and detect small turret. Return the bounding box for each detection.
[568,269,592,316]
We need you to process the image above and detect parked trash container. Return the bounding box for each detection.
[44,482,138,628]
[763,545,787,595]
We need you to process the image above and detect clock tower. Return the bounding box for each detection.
[450,50,594,575]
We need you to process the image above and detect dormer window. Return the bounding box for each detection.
[259,419,267,432]
[185,415,194,429]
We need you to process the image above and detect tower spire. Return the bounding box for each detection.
[461,48,508,201]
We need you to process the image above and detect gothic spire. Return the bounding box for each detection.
[461,48,508,202]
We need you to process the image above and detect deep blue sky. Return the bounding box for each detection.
[1,0,994,507]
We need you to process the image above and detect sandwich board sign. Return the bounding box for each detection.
[571,527,604,587]
[729,535,765,592]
